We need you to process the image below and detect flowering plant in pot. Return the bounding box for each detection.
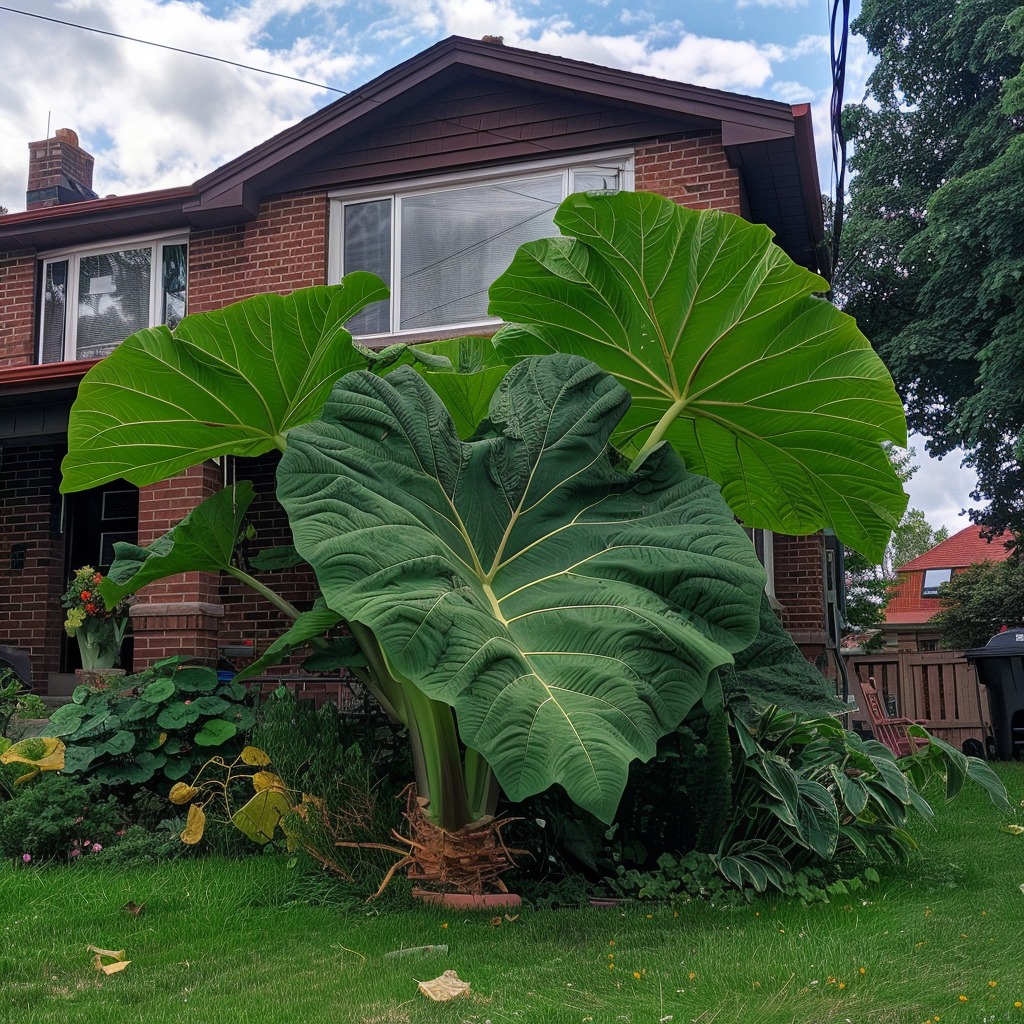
[61,566,129,672]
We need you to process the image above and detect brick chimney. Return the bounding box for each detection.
[26,128,98,210]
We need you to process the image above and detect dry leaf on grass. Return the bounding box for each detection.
[417,969,471,1001]
[87,945,130,975]
[122,901,145,917]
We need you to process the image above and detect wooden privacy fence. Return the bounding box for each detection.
[845,650,992,754]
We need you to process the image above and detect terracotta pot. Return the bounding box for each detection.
[412,889,522,911]
[74,667,127,691]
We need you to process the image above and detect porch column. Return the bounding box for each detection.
[129,461,224,667]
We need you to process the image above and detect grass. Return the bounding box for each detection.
[2,765,1024,1024]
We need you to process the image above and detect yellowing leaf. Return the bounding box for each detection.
[252,771,286,794]
[168,782,199,805]
[239,746,272,766]
[87,945,126,960]
[231,789,290,845]
[181,803,206,845]
[417,970,471,1001]
[156,732,167,747]
[94,957,131,975]
[0,736,65,771]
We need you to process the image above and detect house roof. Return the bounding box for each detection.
[882,524,1014,630]
[0,36,825,273]
[897,524,1013,572]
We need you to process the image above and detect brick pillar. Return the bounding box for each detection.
[130,461,225,666]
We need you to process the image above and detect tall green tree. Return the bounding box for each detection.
[839,0,1024,539]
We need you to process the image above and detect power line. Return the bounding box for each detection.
[0,4,345,93]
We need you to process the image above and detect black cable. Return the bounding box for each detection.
[829,0,851,283]
[0,4,345,93]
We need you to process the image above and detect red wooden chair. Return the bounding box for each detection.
[859,678,929,757]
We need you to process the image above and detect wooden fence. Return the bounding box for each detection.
[845,650,992,754]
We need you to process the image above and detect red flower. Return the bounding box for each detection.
[81,590,91,600]
[85,603,97,613]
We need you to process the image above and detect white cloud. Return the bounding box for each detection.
[772,79,815,104]
[0,0,366,211]
[0,0,809,211]
[904,434,980,535]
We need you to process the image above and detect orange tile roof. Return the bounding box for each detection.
[897,525,1013,572]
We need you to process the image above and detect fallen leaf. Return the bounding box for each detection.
[94,957,131,975]
[86,945,126,960]
[489,916,502,927]
[417,969,471,1001]
[122,901,145,917]
[505,914,520,922]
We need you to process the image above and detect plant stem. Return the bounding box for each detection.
[224,566,303,620]
[629,396,687,471]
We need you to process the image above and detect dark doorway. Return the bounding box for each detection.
[62,481,138,672]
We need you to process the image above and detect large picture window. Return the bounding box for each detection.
[39,237,187,362]
[331,156,632,336]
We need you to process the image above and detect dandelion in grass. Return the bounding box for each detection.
[441,923,448,930]
[838,982,846,990]
[959,995,968,1003]
[633,972,641,980]
[989,981,998,988]
[688,972,696,981]
[859,967,867,975]
[1014,1000,1022,1008]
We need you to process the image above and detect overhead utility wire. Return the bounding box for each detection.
[0,4,558,159]
[0,4,345,93]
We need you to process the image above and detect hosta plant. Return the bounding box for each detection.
[60,192,908,868]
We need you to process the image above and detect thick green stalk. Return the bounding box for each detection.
[224,565,304,620]
[464,747,500,821]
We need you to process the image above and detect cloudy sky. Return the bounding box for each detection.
[0,0,977,535]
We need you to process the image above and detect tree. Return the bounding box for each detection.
[931,559,1024,650]
[845,507,949,631]
[843,446,948,632]
[838,0,1024,540]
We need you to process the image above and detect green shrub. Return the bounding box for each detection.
[91,820,189,868]
[40,658,256,791]
[0,774,123,863]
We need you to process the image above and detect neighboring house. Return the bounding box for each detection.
[883,525,1013,650]
[0,36,834,695]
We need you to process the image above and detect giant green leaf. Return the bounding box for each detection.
[61,275,387,491]
[489,191,908,560]
[99,482,253,608]
[278,354,768,822]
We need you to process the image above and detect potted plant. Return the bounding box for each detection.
[61,566,130,682]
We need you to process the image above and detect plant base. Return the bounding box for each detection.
[412,889,522,911]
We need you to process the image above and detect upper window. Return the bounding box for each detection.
[330,155,632,336]
[39,236,187,363]
[921,568,953,597]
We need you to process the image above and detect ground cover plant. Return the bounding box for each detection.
[57,191,914,884]
[2,763,1022,1024]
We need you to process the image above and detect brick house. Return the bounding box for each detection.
[0,36,835,695]
[882,525,1013,651]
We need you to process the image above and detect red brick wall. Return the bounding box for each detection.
[0,250,37,367]
[635,133,742,215]
[187,193,328,313]
[773,532,828,657]
[0,445,66,686]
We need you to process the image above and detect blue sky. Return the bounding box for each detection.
[0,0,977,537]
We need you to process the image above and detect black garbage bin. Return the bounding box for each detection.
[965,628,1024,760]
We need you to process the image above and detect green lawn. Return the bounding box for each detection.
[2,764,1024,1024]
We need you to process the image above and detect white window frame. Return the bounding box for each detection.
[746,527,776,601]
[38,231,188,363]
[328,151,635,338]
[921,567,952,598]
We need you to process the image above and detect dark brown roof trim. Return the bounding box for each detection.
[0,187,195,252]
[0,359,97,395]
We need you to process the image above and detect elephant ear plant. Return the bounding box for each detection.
[60,192,908,889]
